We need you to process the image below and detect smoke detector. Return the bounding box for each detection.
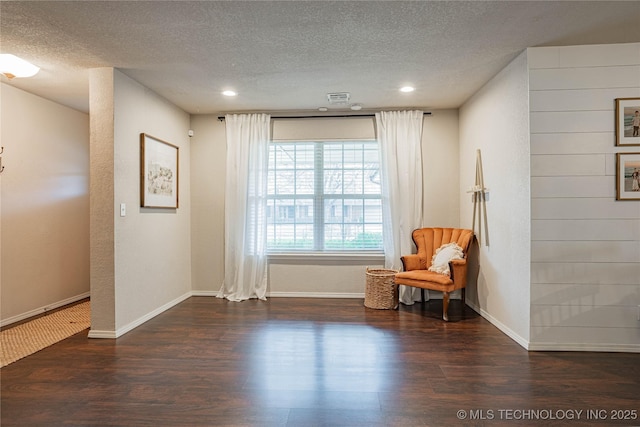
[327,92,350,105]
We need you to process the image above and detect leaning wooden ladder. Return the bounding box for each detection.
[470,149,489,246]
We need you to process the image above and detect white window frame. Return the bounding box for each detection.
[267,139,384,255]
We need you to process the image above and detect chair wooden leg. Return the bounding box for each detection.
[394,284,399,310]
[421,289,425,303]
[442,292,450,321]
[461,288,466,307]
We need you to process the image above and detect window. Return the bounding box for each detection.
[267,141,382,251]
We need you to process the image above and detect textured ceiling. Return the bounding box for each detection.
[1,1,639,114]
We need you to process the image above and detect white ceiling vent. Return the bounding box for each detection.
[327,92,350,104]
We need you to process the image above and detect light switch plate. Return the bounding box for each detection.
[120,203,126,217]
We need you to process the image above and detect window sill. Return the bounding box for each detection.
[268,251,385,264]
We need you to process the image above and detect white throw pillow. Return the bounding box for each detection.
[428,243,464,276]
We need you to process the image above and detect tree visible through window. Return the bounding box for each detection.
[267,141,383,251]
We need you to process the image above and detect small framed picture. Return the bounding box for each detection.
[615,98,640,146]
[140,133,179,208]
[616,153,640,201]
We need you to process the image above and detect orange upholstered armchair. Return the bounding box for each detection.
[395,227,474,321]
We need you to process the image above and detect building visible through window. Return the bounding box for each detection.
[267,141,382,251]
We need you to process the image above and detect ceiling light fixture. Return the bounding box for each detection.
[222,90,237,97]
[0,54,40,79]
[400,86,415,93]
[350,104,362,111]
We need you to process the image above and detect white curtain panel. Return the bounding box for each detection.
[218,113,271,301]
[375,110,425,304]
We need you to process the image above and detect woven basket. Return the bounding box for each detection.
[364,267,398,309]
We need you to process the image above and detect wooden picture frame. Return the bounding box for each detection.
[140,133,179,208]
[615,98,640,146]
[616,152,640,201]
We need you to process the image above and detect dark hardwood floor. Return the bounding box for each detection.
[2,297,639,426]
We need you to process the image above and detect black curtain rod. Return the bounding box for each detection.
[217,112,432,121]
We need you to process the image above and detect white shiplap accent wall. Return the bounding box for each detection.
[528,43,640,352]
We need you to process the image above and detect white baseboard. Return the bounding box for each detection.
[50,292,640,353]
[467,301,640,353]
[1,291,90,328]
[88,291,362,339]
[194,290,365,299]
[88,291,192,339]
[527,342,640,353]
[267,292,364,298]
[191,290,220,297]
[466,301,530,350]
[86,329,117,339]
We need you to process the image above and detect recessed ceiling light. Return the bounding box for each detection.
[222,90,237,97]
[350,104,362,111]
[318,107,328,112]
[400,86,415,93]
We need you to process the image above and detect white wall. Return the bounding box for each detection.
[190,112,460,296]
[89,69,192,337]
[190,116,226,296]
[270,117,382,296]
[423,110,460,227]
[89,68,116,333]
[0,83,90,326]
[528,43,640,352]
[459,51,531,346]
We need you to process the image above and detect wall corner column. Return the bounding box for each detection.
[89,68,116,336]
